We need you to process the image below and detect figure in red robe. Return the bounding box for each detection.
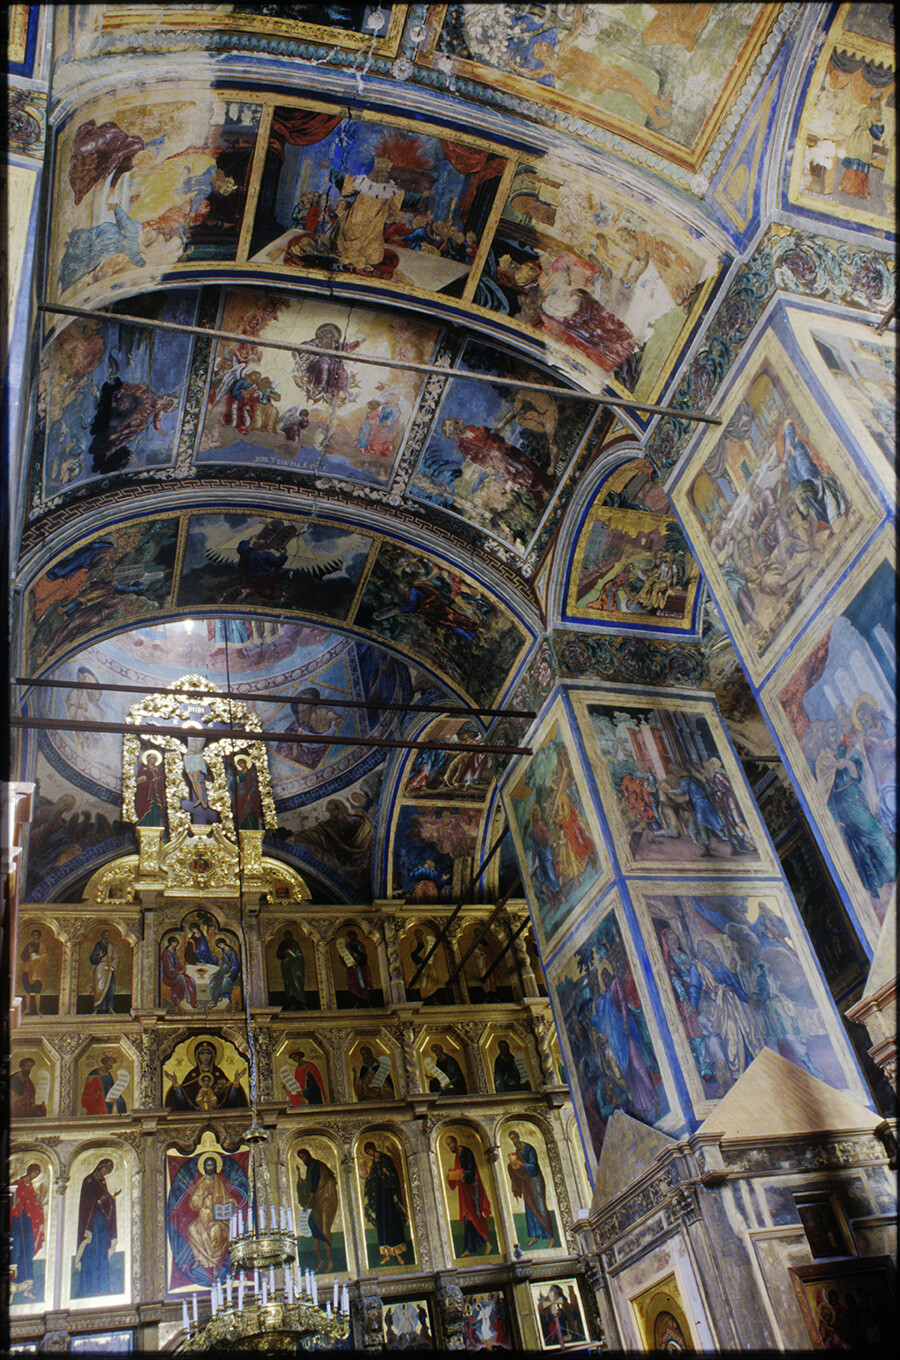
[445,1135,492,1256]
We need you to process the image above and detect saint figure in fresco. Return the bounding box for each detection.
[427,1043,467,1095]
[10,1164,45,1302]
[161,934,198,1010]
[11,1057,47,1118]
[296,1149,339,1273]
[73,1159,119,1298]
[276,928,308,1008]
[164,1039,248,1111]
[286,1048,325,1106]
[441,416,553,511]
[208,937,242,1009]
[134,749,167,826]
[493,1039,531,1092]
[333,157,405,273]
[230,754,263,830]
[507,1130,555,1248]
[445,1135,492,1257]
[362,1140,409,1266]
[292,322,361,405]
[19,928,50,1016]
[354,1045,394,1101]
[339,928,374,1005]
[81,1052,127,1116]
[408,927,441,1000]
[89,929,119,1013]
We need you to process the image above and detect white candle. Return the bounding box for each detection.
[262,1279,268,1307]
[192,1293,199,1324]
[210,1284,217,1316]
[269,1265,276,1295]
[286,1267,293,1306]
[305,1269,310,1296]
[270,1205,277,1232]
[182,1299,190,1333]
[280,1204,287,1231]
[312,1275,318,1306]
[327,1301,332,1320]
[238,1274,245,1311]
[333,1280,339,1310]
[254,1269,260,1294]
[226,1274,233,1307]
[341,1285,349,1315]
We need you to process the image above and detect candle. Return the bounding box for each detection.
[254,1269,260,1294]
[280,1204,288,1231]
[305,1269,310,1296]
[341,1285,349,1315]
[262,1279,268,1307]
[210,1284,217,1316]
[270,1205,277,1232]
[238,1275,244,1311]
[269,1265,276,1296]
[192,1293,199,1324]
[226,1274,233,1307]
[333,1280,339,1310]
[182,1299,190,1333]
[327,1302,332,1320]
[312,1275,318,1306]
[286,1267,293,1306]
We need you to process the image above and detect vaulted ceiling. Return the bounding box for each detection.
[13,3,894,906]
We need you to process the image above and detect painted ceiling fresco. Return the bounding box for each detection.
[15,1,896,915]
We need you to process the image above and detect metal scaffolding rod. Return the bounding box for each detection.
[405,829,509,990]
[443,876,523,989]
[38,301,722,424]
[479,914,531,986]
[15,675,535,721]
[10,715,531,755]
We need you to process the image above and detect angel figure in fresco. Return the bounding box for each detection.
[507,1130,555,1248]
[10,1163,46,1302]
[494,385,560,460]
[161,934,198,1010]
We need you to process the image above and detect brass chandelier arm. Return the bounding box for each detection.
[38,301,722,423]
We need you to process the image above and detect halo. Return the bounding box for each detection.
[192,1036,222,1065]
[142,748,162,766]
[198,1150,222,1174]
[851,693,878,730]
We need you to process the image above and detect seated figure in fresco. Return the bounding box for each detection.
[164,1039,248,1112]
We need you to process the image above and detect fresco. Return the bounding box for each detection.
[565,462,701,629]
[577,692,772,874]
[37,293,195,501]
[177,512,371,617]
[498,1120,560,1253]
[426,5,776,164]
[16,921,62,1016]
[24,518,179,674]
[788,4,895,233]
[779,829,868,1007]
[397,921,453,1005]
[77,1044,133,1118]
[349,1040,396,1102]
[331,926,384,1009]
[474,157,718,397]
[637,886,851,1109]
[437,1124,503,1262]
[9,1151,53,1313]
[162,1033,249,1112]
[408,341,594,550]
[266,925,320,1010]
[789,309,896,489]
[165,1140,250,1294]
[272,779,379,900]
[485,1032,534,1093]
[77,924,132,1015]
[11,1048,55,1118]
[51,93,262,299]
[462,1289,513,1349]
[531,1278,589,1349]
[357,543,529,709]
[550,905,668,1159]
[159,909,243,1013]
[277,1039,328,1107]
[382,1298,434,1349]
[197,289,440,486]
[65,1151,128,1305]
[291,1137,349,1276]
[419,1034,470,1095]
[392,804,480,903]
[403,718,494,801]
[766,547,896,941]
[356,1131,417,1269]
[102,5,404,53]
[459,923,515,1004]
[249,109,506,297]
[671,331,885,683]
[506,707,610,952]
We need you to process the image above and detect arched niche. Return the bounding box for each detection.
[346,1035,398,1104]
[284,1132,352,1278]
[265,921,320,1011]
[353,1128,417,1273]
[158,908,243,1015]
[76,920,132,1015]
[15,917,64,1017]
[63,1144,135,1309]
[495,1116,562,1255]
[330,918,383,1009]
[397,918,452,1004]
[9,1148,56,1317]
[433,1119,504,1265]
[75,1038,138,1118]
[416,1029,470,1095]
[274,1036,329,1107]
[482,1027,536,1095]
